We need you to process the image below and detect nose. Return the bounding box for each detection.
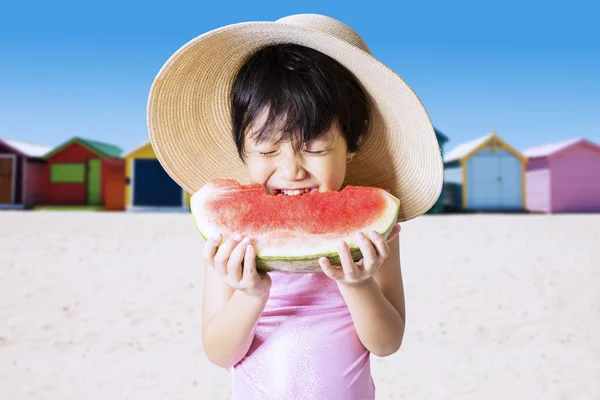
[279,153,307,181]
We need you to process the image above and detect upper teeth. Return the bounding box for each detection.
[279,188,316,196]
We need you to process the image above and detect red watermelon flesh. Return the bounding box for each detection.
[191,180,400,273]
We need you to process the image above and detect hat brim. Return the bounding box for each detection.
[147,21,443,221]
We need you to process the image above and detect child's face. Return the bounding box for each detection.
[243,112,350,196]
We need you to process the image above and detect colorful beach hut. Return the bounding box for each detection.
[124,141,190,210]
[523,138,600,213]
[42,137,125,210]
[0,138,52,209]
[443,132,527,211]
[427,128,450,214]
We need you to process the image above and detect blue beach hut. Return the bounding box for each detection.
[443,132,527,211]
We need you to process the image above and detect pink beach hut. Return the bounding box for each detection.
[523,138,600,213]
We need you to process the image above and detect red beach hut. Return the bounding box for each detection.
[42,137,125,209]
[0,138,52,209]
[523,138,600,213]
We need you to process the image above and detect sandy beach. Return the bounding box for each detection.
[1,211,599,400]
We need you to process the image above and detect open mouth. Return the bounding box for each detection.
[272,187,319,196]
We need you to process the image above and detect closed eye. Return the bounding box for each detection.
[304,150,326,155]
[258,151,278,157]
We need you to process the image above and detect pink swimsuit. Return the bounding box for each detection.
[231,271,375,400]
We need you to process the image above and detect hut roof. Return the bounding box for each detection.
[444,132,527,164]
[83,138,123,158]
[123,140,151,158]
[0,138,53,158]
[443,133,494,163]
[522,138,600,158]
[43,137,123,159]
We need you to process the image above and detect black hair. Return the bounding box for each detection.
[230,43,370,159]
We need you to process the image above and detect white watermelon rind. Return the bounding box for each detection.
[191,186,400,274]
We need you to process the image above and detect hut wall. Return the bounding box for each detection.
[0,143,24,204]
[444,166,462,183]
[443,165,463,210]
[23,160,48,209]
[526,157,549,171]
[551,145,600,212]
[45,143,96,205]
[104,158,125,211]
[525,167,551,213]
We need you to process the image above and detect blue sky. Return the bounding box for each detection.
[1,0,598,154]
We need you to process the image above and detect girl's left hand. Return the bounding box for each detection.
[319,223,401,286]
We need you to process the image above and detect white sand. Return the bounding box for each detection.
[0,211,599,399]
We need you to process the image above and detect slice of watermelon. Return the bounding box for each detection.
[191,180,400,273]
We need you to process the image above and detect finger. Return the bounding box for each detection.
[355,232,377,268]
[369,231,390,259]
[319,257,344,280]
[241,244,258,284]
[385,223,401,243]
[227,237,251,282]
[337,241,359,278]
[213,234,243,276]
[202,233,221,263]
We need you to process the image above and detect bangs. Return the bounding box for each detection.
[231,44,369,158]
[243,96,334,151]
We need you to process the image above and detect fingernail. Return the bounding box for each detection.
[369,231,378,240]
[212,233,221,240]
[234,234,242,241]
[242,237,251,244]
[354,232,363,241]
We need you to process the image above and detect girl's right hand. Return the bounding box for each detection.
[202,233,272,299]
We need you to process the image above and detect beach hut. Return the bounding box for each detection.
[42,137,126,210]
[0,138,52,209]
[427,128,450,214]
[523,138,600,213]
[124,141,190,210]
[443,132,527,211]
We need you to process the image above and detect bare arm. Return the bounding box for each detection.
[202,265,268,368]
[201,235,272,369]
[337,235,405,356]
[320,225,406,357]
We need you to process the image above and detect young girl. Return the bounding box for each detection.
[147,14,443,400]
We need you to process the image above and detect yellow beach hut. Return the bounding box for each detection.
[443,131,527,211]
[124,141,190,210]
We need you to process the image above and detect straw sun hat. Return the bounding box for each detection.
[147,13,443,221]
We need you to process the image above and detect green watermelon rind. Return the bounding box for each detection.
[191,189,400,274]
[252,204,399,273]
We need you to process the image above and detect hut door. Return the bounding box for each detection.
[87,159,101,205]
[0,156,15,204]
[499,154,523,208]
[469,154,502,209]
